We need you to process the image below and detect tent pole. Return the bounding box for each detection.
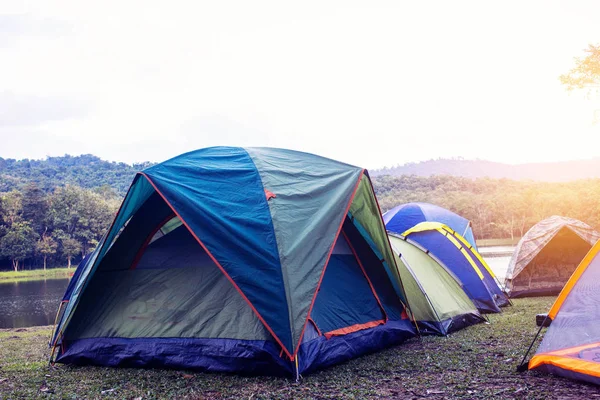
[517,315,549,372]
[294,355,300,382]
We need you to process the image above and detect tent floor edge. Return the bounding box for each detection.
[416,312,485,337]
[531,362,600,386]
[445,312,487,335]
[55,320,416,377]
[56,337,294,377]
[297,319,415,375]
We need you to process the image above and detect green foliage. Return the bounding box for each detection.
[373,175,600,240]
[0,221,37,271]
[48,185,118,255]
[61,237,83,269]
[35,234,58,270]
[21,183,49,235]
[0,183,119,271]
[0,154,153,196]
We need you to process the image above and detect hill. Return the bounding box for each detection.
[371,158,600,181]
[0,154,153,195]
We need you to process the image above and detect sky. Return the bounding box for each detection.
[0,1,599,169]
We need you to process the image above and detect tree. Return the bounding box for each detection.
[560,44,600,91]
[61,236,82,268]
[0,222,37,271]
[22,183,49,236]
[36,233,57,270]
[48,185,116,255]
[0,190,23,227]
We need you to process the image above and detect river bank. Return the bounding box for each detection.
[1,297,596,399]
[0,268,72,284]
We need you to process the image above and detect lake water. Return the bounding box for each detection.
[0,278,69,329]
[0,246,516,329]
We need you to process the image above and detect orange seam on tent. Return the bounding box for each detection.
[139,172,294,361]
[324,319,385,339]
[530,354,600,378]
[308,318,322,336]
[342,230,388,323]
[549,241,600,319]
[537,341,600,357]
[129,213,176,270]
[293,170,365,357]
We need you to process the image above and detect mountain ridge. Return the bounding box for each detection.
[370,158,600,181]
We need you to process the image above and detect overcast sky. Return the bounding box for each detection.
[1,1,599,169]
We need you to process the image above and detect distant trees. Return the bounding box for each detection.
[0,222,37,271]
[36,233,57,270]
[373,175,600,240]
[0,183,119,271]
[4,152,600,270]
[0,154,150,195]
[61,237,82,269]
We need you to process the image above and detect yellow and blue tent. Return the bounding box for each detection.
[387,220,509,313]
[384,202,478,250]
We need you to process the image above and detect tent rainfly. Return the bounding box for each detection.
[387,221,509,313]
[505,215,600,298]
[523,240,600,385]
[383,202,479,250]
[388,233,485,336]
[49,147,418,377]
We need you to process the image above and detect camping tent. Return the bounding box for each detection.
[527,240,600,384]
[388,234,485,335]
[388,221,509,313]
[384,202,478,250]
[49,147,416,377]
[50,253,91,340]
[505,216,600,298]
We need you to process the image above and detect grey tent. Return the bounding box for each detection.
[505,215,600,298]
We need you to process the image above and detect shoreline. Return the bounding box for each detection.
[0,267,72,284]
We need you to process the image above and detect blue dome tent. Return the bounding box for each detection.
[384,202,478,250]
[49,147,416,377]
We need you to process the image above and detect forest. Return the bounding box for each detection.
[373,174,600,240]
[0,184,120,271]
[0,154,149,195]
[2,155,600,271]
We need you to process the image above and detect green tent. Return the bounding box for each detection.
[388,234,485,335]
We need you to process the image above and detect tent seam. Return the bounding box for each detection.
[139,172,294,360]
[292,169,365,357]
[241,148,295,358]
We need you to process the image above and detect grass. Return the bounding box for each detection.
[477,238,521,247]
[0,268,72,284]
[1,297,597,399]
